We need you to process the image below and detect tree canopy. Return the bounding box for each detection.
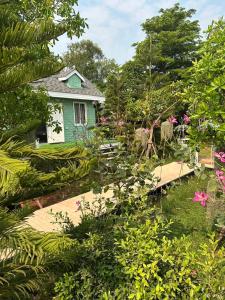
[104,4,200,119]
[136,3,200,82]
[0,0,86,135]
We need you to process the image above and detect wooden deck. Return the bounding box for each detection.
[26,162,194,232]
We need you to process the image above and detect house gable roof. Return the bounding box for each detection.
[58,69,86,83]
[32,67,104,101]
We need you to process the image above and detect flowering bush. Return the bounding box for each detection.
[99,116,108,125]
[168,115,178,124]
[193,151,225,237]
[193,191,209,207]
[54,201,225,300]
[215,152,225,163]
[183,20,225,147]
[183,114,190,125]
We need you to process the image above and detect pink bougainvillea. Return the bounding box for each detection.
[168,116,178,124]
[117,120,125,127]
[193,192,209,207]
[183,114,190,125]
[143,128,150,133]
[216,170,225,181]
[100,116,108,124]
[214,152,225,163]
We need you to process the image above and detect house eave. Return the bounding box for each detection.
[48,91,105,103]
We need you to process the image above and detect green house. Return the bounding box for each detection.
[33,67,105,144]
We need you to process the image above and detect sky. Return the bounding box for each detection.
[53,0,224,64]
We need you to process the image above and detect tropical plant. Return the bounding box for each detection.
[0,86,62,139]
[0,0,86,135]
[0,0,91,204]
[53,191,225,300]
[0,138,94,205]
[104,71,129,122]
[183,19,225,148]
[104,4,196,149]
[0,206,77,299]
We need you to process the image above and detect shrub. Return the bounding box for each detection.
[53,192,225,300]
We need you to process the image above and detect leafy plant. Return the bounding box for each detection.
[183,19,225,147]
[53,190,225,299]
[0,138,94,206]
[0,207,77,299]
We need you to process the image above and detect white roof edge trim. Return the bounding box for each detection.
[58,70,86,82]
[48,91,105,103]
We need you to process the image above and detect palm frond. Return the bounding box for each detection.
[0,150,29,197]
[0,207,76,299]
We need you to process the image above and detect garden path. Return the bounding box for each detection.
[26,162,194,232]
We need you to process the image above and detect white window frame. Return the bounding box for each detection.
[73,101,87,126]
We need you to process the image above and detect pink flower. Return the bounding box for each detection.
[216,170,225,181]
[168,116,178,124]
[100,116,108,124]
[117,120,125,127]
[183,114,190,125]
[193,192,209,207]
[143,128,150,133]
[214,152,225,163]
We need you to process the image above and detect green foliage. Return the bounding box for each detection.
[0,0,86,136]
[0,86,54,134]
[136,3,200,82]
[114,3,200,105]
[104,71,129,121]
[0,149,29,198]
[0,138,94,205]
[54,272,76,300]
[183,19,225,147]
[108,227,225,299]
[0,13,62,92]
[126,82,180,124]
[6,0,87,38]
[162,174,211,245]
[0,207,77,300]
[63,39,118,91]
[53,190,225,299]
[104,4,196,125]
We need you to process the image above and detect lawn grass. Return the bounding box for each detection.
[161,174,212,246]
[39,141,84,150]
[39,138,117,150]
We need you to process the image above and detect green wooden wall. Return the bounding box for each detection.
[60,98,96,142]
[66,74,82,88]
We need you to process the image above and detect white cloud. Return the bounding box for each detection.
[197,4,222,29]
[53,0,225,64]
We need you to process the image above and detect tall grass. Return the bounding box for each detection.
[161,174,212,246]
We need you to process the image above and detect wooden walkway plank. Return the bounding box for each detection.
[26,162,194,232]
